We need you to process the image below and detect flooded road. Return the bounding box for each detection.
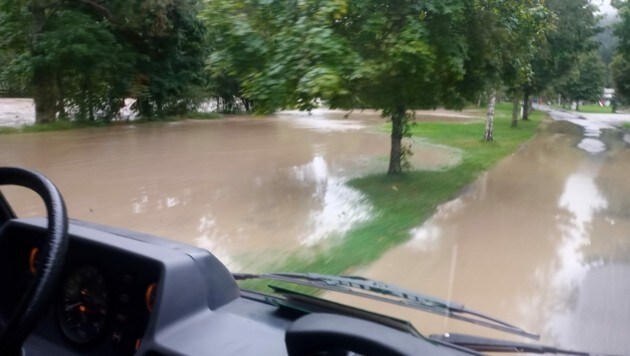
[3,100,629,354]
[0,99,35,127]
[0,108,461,270]
[330,109,630,355]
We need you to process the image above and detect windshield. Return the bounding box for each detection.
[1,0,629,354]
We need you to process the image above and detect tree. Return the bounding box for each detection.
[31,9,135,121]
[471,0,550,139]
[525,0,600,119]
[205,0,506,175]
[202,0,268,113]
[468,1,550,129]
[598,12,620,66]
[612,54,630,103]
[0,0,207,122]
[0,6,30,97]
[129,0,208,118]
[556,51,607,110]
[612,0,630,103]
[503,3,551,127]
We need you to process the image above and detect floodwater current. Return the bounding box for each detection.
[0,107,462,270]
[330,109,630,355]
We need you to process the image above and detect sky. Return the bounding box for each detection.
[593,0,616,15]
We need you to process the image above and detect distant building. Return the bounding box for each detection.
[600,88,615,106]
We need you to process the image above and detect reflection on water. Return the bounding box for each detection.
[132,187,192,214]
[577,138,606,153]
[544,160,608,347]
[0,111,458,271]
[331,113,630,355]
[550,111,614,154]
[559,264,630,352]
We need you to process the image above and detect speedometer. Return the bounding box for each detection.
[58,265,109,344]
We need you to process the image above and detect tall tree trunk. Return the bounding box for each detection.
[511,92,520,128]
[32,70,56,123]
[86,76,94,121]
[31,0,56,123]
[484,89,497,142]
[522,90,530,120]
[575,100,580,112]
[388,105,406,175]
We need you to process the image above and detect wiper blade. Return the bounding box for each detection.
[234,272,539,340]
[429,333,612,355]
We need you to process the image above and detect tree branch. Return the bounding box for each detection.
[75,0,115,22]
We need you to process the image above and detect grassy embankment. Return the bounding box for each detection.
[243,103,543,290]
[0,112,222,134]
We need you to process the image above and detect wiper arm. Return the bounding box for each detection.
[429,333,612,355]
[234,272,539,340]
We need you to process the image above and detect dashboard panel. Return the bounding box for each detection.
[55,238,160,354]
[0,218,291,355]
[0,220,161,355]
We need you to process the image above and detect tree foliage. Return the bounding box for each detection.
[612,54,630,103]
[481,0,551,127]
[204,0,537,174]
[598,12,620,66]
[0,0,207,122]
[612,0,630,103]
[528,0,600,96]
[556,51,607,107]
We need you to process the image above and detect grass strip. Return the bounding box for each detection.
[0,120,107,134]
[0,112,224,134]
[550,104,614,114]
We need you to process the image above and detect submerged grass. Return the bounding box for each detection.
[0,120,108,134]
[242,103,544,292]
[0,111,223,135]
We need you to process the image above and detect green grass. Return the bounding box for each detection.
[0,120,109,134]
[575,105,614,114]
[242,104,543,292]
[550,104,614,114]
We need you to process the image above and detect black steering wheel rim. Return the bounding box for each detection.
[0,167,69,355]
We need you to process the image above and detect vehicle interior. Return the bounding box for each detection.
[0,167,600,355]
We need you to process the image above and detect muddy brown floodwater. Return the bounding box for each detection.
[330,109,630,355]
[0,108,462,270]
[4,101,629,354]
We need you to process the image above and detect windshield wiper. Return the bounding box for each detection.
[429,333,612,356]
[234,272,539,340]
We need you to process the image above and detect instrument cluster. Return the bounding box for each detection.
[14,229,161,355]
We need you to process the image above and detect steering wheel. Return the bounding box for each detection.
[0,167,69,355]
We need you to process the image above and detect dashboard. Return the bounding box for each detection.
[1,220,161,355]
[0,218,248,356]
